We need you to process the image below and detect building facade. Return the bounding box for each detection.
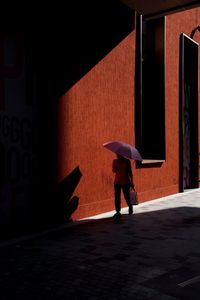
[0,1,199,233]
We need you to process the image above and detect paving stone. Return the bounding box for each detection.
[1,189,200,299]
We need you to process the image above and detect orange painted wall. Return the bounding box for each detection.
[57,8,200,220]
[57,33,135,219]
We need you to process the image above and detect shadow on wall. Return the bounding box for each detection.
[29,0,135,223]
[54,166,83,224]
[0,0,135,229]
[32,0,135,96]
[0,165,82,240]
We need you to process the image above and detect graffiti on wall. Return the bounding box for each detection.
[0,32,36,224]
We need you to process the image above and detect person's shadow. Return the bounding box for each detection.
[55,166,82,223]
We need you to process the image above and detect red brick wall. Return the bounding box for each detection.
[138,8,200,203]
[57,8,200,219]
[57,33,135,219]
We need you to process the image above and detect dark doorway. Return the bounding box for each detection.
[179,33,199,191]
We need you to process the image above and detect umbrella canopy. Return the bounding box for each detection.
[103,140,142,161]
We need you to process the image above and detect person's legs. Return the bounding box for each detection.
[114,183,121,215]
[122,184,133,214]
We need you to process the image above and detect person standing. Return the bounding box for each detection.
[112,154,134,218]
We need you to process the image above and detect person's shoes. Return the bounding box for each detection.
[113,212,121,219]
[128,206,133,215]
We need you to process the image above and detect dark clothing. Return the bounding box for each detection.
[114,183,132,213]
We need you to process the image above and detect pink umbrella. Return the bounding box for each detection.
[103,140,142,161]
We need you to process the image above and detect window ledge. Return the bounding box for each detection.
[136,159,165,168]
[141,159,165,164]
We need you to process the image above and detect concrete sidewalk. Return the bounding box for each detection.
[0,189,200,299]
